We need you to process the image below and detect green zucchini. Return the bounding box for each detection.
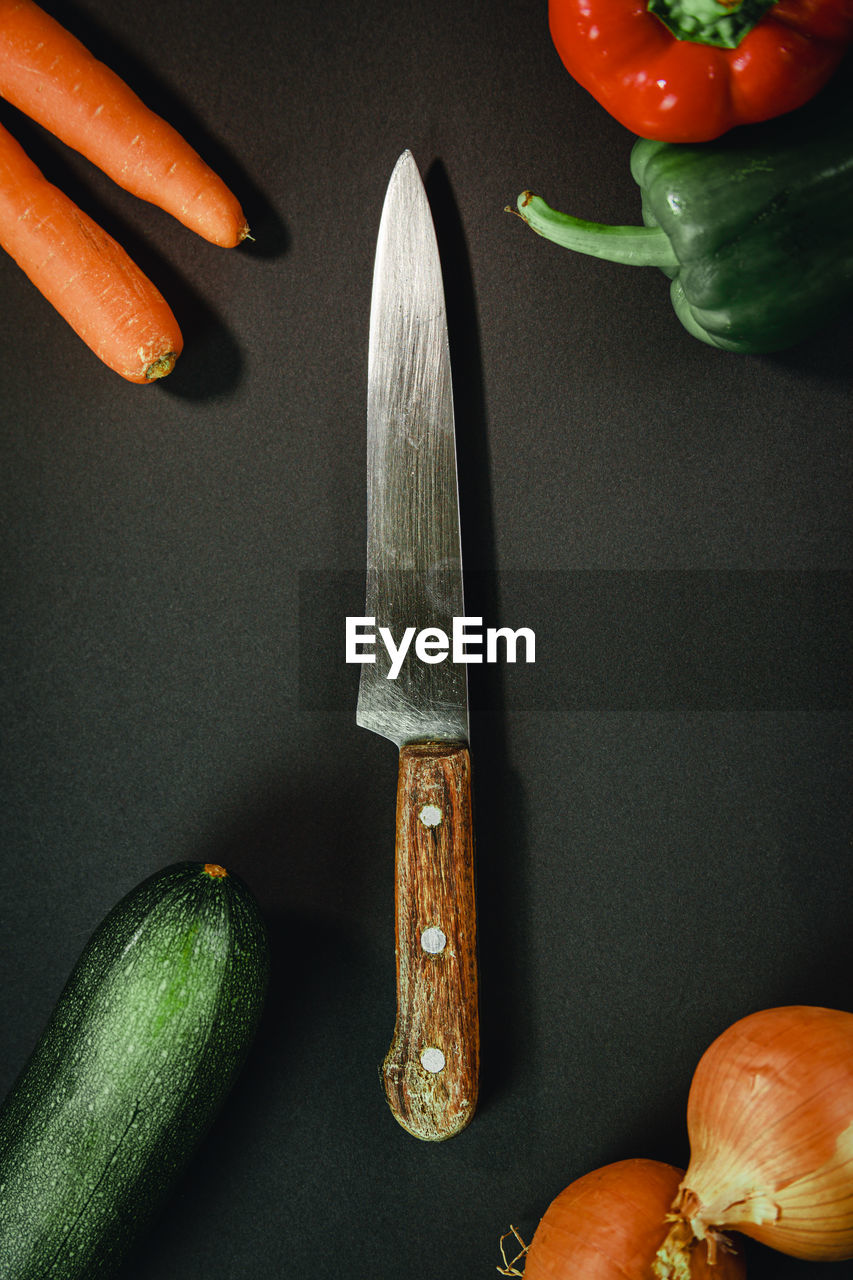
[0,861,269,1279]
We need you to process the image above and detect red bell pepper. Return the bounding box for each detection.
[549,0,853,142]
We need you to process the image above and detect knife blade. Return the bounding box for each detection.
[358,150,479,1142]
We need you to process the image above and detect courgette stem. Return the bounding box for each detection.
[516,192,679,270]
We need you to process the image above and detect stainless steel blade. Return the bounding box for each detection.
[357,150,468,748]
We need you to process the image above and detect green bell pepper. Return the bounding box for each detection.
[515,99,853,354]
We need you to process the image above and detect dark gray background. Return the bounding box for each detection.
[0,2,850,1277]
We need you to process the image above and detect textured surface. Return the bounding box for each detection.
[0,864,268,1278]
[382,743,478,1140]
[0,3,849,1278]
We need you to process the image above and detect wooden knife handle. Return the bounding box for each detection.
[382,741,479,1141]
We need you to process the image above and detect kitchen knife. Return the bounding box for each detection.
[358,150,479,1142]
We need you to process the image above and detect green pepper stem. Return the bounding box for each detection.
[647,0,778,49]
[515,192,678,271]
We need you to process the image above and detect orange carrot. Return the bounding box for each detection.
[0,0,248,247]
[0,118,183,382]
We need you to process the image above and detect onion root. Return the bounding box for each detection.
[497,1225,527,1276]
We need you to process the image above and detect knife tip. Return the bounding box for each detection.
[394,148,417,174]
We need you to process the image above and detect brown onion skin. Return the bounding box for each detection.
[522,1158,746,1279]
[676,1005,853,1262]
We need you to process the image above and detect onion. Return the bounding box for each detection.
[498,1158,746,1279]
[671,1005,853,1262]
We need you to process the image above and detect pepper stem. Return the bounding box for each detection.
[514,193,678,271]
[647,0,778,48]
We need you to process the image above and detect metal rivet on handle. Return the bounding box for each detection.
[418,803,442,828]
[420,1047,446,1073]
[420,926,447,954]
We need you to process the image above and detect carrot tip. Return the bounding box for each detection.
[144,351,179,381]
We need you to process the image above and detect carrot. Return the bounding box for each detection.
[0,0,248,248]
[0,118,183,382]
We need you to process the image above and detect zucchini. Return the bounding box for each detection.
[0,861,269,1279]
